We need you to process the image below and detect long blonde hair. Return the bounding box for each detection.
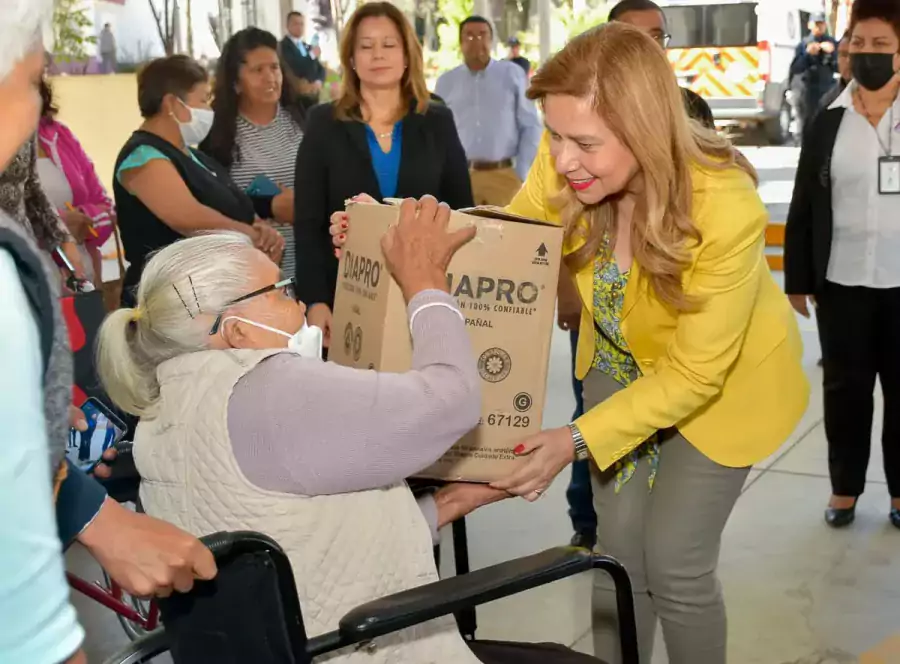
[334,2,430,122]
[528,22,756,311]
[96,234,258,417]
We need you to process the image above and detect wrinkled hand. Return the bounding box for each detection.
[491,427,576,501]
[434,483,511,528]
[252,218,285,264]
[78,499,217,598]
[331,193,378,258]
[271,187,295,224]
[788,294,815,318]
[62,208,94,243]
[306,303,333,348]
[381,196,475,301]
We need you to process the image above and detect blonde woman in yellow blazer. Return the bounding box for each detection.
[331,23,808,664]
[487,24,809,664]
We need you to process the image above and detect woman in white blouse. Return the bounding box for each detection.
[785,0,900,530]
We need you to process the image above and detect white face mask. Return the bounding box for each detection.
[176,99,215,146]
[221,316,323,359]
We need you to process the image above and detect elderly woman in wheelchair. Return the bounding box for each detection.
[97,197,620,664]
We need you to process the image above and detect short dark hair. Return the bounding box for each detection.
[137,55,208,118]
[459,16,493,40]
[287,11,304,22]
[850,0,900,41]
[608,0,664,23]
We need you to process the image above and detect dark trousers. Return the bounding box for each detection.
[566,330,598,534]
[817,281,900,498]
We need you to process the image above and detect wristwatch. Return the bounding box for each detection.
[568,423,590,461]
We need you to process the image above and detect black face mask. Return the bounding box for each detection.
[851,52,899,91]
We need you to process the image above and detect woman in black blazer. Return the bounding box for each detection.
[784,1,900,530]
[293,2,473,345]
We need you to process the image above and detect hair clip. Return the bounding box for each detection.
[173,283,195,319]
[189,275,202,314]
[174,276,203,319]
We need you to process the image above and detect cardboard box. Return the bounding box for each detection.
[330,202,563,482]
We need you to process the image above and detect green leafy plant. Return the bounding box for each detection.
[52,0,98,68]
[424,0,474,76]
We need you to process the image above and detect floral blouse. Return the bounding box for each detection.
[591,245,659,493]
[0,137,70,249]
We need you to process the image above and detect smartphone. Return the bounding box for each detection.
[245,174,281,198]
[311,33,320,48]
[67,397,128,472]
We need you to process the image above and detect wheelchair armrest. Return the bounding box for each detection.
[338,546,592,642]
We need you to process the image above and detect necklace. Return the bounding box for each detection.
[368,125,392,139]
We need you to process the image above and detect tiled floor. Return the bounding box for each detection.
[74,314,900,663]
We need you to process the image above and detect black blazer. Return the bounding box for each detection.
[279,36,325,84]
[784,106,846,296]
[293,101,474,308]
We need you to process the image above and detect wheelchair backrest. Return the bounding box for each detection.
[158,532,310,664]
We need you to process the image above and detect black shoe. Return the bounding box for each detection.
[570,531,596,550]
[890,508,900,530]
[825,505,856,528]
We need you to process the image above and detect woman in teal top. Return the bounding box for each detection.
[111,54,283,306]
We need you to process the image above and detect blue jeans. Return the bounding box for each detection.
[565,330,597,535]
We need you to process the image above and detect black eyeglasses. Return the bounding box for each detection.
[208,277,297,335]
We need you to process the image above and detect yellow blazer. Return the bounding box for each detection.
[508,133,809,470]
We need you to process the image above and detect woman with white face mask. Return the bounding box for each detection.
[96,198,606,664]
[113,54,284,307]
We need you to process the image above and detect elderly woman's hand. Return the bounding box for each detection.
[381,196,475,302]
[331,193,378,258]
[252,218,285,264]
[490,427,576,502]
[435,483,511,528]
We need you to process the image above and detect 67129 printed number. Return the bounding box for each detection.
[481,414,530,428]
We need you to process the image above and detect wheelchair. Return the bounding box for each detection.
[101,530,640,664]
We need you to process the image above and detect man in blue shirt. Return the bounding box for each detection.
[436,16,543,207]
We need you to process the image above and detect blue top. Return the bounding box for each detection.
[0,250,85,664]
[365,122,403,200]
[435,59,543,181]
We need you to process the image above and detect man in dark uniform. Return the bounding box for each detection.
[507,37,531,76]
[790,12,838,135]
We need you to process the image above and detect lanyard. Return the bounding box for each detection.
[875,107,894,156]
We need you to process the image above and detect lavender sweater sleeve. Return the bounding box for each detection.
[229,290,478,535]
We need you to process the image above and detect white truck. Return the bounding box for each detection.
[659,0,827,144]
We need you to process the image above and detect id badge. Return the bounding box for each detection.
[879,157,900,195]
